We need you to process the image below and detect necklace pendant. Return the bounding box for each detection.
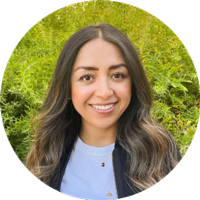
[101,162,105,167]
[107,193,112,197]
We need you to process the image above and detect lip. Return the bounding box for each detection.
[90,102,117,106]
[90,102,117,114]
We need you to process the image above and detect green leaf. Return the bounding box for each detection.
[168,92,186,109]
[167,64,182,76]
[169,79,188,92]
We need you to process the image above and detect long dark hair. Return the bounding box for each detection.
[26,23,181,192]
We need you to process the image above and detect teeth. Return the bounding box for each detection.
[92,104,114,110]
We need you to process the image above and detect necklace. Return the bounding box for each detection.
[82,142,113,167]
[81,141,114,198]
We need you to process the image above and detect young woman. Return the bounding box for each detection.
[26,23,181,199]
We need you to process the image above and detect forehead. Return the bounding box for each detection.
[73,38,125,68]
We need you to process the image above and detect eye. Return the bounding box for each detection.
[111,73,126,79]
[79,74,94,82]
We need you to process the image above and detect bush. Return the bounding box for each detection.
[0,0,199,161]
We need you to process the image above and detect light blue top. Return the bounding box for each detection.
[60,137,117,200]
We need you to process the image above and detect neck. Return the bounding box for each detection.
[79,124,117,147]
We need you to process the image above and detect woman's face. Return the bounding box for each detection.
[71,39,132,130]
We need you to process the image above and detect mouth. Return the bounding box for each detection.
[91,103,115,110]
[90,102,117,113]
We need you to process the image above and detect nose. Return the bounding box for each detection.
[95,79,114,99]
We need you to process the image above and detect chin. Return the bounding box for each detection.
[92,121,117,130]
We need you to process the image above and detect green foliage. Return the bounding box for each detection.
[0,0,199,161]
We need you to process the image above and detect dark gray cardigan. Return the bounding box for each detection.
[47,131,181,199]
[49,138,138,199]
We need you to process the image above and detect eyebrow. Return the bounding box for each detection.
[74,63,127,71]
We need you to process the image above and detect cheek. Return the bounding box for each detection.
[116,82,132,99]
[71,85,85,115]
[71,84,93,103]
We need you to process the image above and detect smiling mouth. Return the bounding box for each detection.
[91,103,115,110]
[92,103,114,110]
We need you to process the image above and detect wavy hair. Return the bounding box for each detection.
[26,23,181,192]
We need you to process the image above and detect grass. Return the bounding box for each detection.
[0,0,199,161]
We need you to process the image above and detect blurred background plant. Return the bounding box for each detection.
[0,0,199,161]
